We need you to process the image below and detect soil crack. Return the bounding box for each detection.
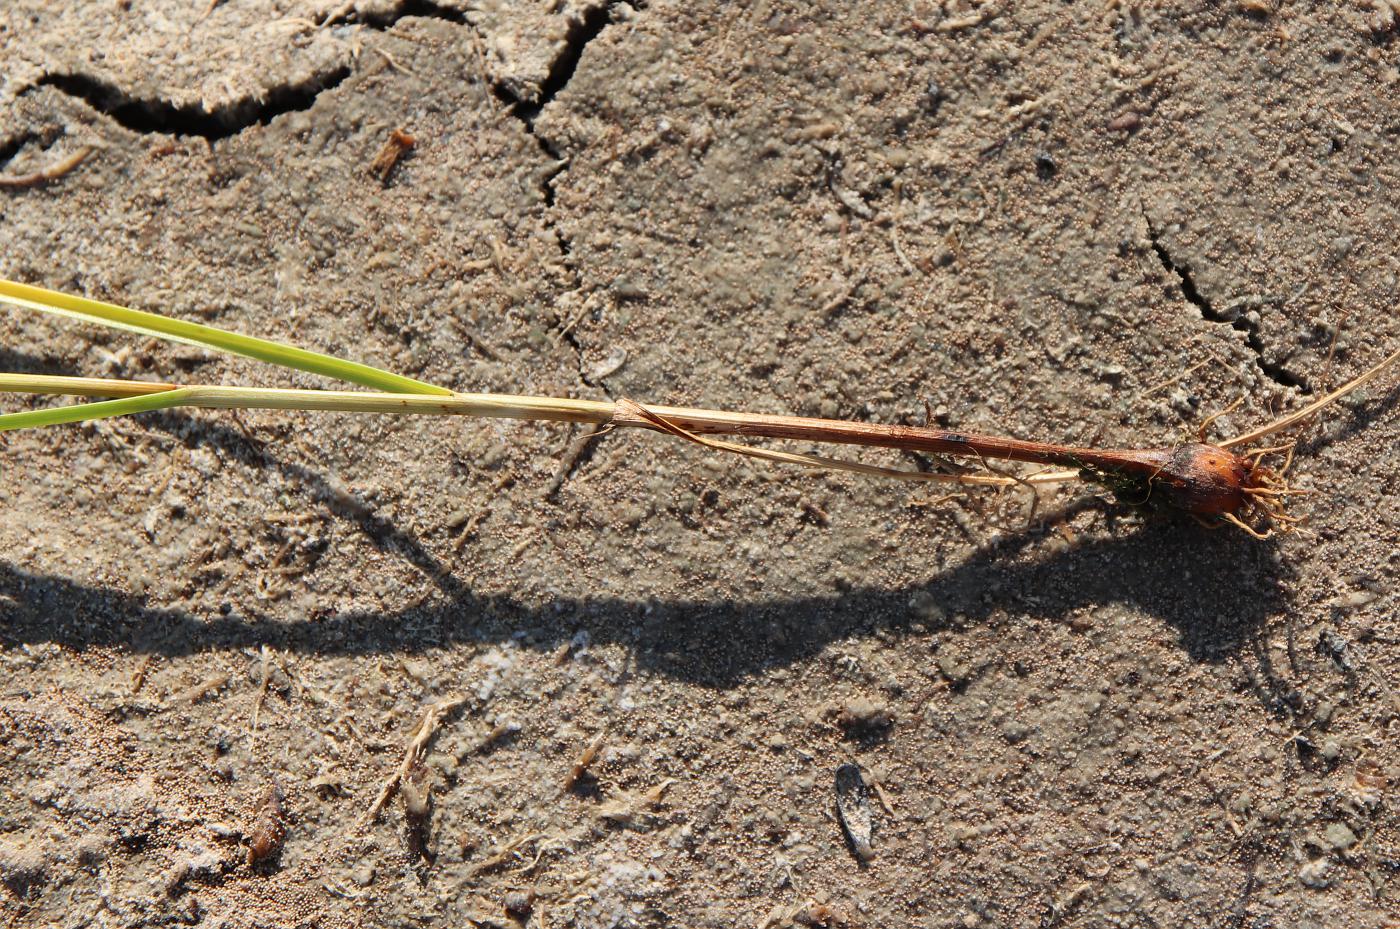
[320,0,468,30]
[322,0,627,397]
[480,0,631,493]
[33,0,624,398]
[483,1,630,399]
[29,0,473,142]
[1145,218,1309,393]
[0,131,43,170]
[36,67,352,141]
[492,1,623,121]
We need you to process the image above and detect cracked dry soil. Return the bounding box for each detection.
[2,2,1400,927]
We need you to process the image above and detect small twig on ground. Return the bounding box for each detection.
[562,729,607,792]
[169,672,230,705]
[367,129,415,186]
[130,655,153,695]
[556,293,601,342]
[889,182,923,276]
[545,424,611,499]
[369,47,417,75]
[1142,353,1220,397]
[249,645,273,751]
[818,271,868,316]
[467,832,544,877]
[0,146,94,189]
[365,695,466,823]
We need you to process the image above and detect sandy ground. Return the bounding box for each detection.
[2,1,1400,926]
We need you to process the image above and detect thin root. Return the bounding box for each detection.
[1232,455,1310,535]
[1243,442,1295,471]
[1197,395,1245,443]
[1222,512,1273,540]
[612,398,1035,489]
[963,441,1042,524]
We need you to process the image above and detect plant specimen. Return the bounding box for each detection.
[2,278,1396,536]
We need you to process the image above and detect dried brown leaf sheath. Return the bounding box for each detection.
[612,400,1284,528]
[247,783,287,868]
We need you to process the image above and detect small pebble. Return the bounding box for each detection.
[1001,719,1034,744]
[588,347,628,381]
[612,278,647,300]
[1107,111,1141,132]
[936,652,971,686]
[836,698,893,738]
[503,888,536,917]
[1332,590,1377,609]
[1298,858,1332,888]
[73,835,108,869]
[909,591,945,622]
[1327,235,1354,264]
[165,847,225,895]
[924,80,945,116]
[1324,822,1357,852]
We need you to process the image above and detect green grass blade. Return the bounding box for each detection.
[0,390,194,433]
[0,278,451,396]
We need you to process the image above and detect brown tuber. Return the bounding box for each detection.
[1144,443,1252,516]
[615,398,1302,535]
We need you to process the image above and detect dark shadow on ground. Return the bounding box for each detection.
[1,346,471,600]
[0,348,1312,689]
[0,517,1292,688]
[128,406,474,602]
[0,347,83,375]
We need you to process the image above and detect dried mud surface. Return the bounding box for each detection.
[2,2,1400,927]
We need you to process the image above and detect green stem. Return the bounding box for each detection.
[0,373,1068,488]
[0,390,199,431]
[0,278,450,395]
[0,378,612,433]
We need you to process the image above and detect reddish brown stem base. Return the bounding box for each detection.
[611,404,1272,524]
